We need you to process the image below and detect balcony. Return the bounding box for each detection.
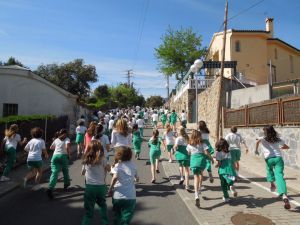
[174,78,215,102]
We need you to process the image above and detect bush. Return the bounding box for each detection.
[0,115,55,125]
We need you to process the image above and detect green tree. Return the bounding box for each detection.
[155,27,207,80]
[0,57,25,67]
[35,59,97,98]
[94,84,110,99]
[145,95,164,108]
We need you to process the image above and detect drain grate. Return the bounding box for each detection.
[231,212,275,225]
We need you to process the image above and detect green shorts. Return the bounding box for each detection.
[76,133,84,143]
[178,160,190,167]
[230,149,241,163]
[27,160,43,170]
[149,150,161,164]
[191,167,203,175]
[166,145,173,152]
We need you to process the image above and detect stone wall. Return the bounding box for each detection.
[198,77,226,145]
[224,127,300,170]
[169,89,196,123]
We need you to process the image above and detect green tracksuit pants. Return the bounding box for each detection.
[265,157,287,195]
[219,174,234,199]
[112,199,136,225]
[49,154,70,189]
[82,184,108,225]
[2,147,16,176]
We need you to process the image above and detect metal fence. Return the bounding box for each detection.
[224,96,300,127]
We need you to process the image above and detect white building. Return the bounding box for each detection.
[0,65,89,127]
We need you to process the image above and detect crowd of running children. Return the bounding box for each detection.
[0,106,292,224]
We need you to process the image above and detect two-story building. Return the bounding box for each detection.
[206,18,300,84]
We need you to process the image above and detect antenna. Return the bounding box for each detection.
[124,69,134,86]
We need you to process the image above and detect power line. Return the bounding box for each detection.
[124,69,134,87]
[228,0,266,21]
[132,0,150,70]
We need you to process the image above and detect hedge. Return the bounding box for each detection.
[0,115,55,125]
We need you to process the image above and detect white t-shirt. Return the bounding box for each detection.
[201,132,209,141]
[136,119,144,128]
[175,136,188,146]
[144,112,149,119]
[225,133,245,151]
[92,135,110,157]
[216,151,231,161]
[4,134,21,149]
[76,126,87,134]
[108,119,115,129]
[83,159,107,185]
[111,161,137,199]
[25,138,46,161]
[152,114,158,122]
[51,138,70,155]
[187,143,208,155]
[258,137,284,159]
[111,130,132,148]
[162,131,175,145]
[181,113,187,121]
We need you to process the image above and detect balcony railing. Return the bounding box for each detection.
[174,78,215,102]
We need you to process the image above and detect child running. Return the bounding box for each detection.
[23,127,49,188]
[111,119,132,148]
[84,122,97,154]
[47,129,71,199]
[160,112,167,129]
[187,130,214,207]
[169,110,179,132]
[108,147,139,225]
[215,138,237,203]
[255,125,291,209]
[81,140,111,225]
[132,124,143,160]
[225,126,249,176]
[76,121,87,158]
[136,116,145,138]
[0,124,27,182]
[198,121,215,183]
[162,124,175,163]
[173,126,190,190]
[148,129,162,183]
[92,124,110,161]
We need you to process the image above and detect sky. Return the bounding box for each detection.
[0,0,299,98]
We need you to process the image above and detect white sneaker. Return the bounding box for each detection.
[0,176,10,182]
[32,184,42,191]
[222,197,230,203]
[230,186,238,197]
[168,159,172,163]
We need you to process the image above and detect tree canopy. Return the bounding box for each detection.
[35,59,97,98]
[87,83,145,110]
[145,95,164,108]
[0,57,25,67]
[155,27,207,80]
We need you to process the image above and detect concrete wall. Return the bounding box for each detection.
[0,67,83,128]
[228,84,271,108]
[224,127,300,170]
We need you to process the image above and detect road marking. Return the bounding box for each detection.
[239,174,300,207]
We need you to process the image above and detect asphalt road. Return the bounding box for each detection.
[0,128,198,225]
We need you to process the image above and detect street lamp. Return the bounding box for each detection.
[191,59,203,124]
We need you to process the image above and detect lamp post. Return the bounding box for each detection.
[191,59,203,124]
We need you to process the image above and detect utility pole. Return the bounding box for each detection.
[125,69,134,87]
[216,0,228,140]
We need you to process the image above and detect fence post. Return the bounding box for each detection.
[245,105,249,127]
[278,98,283,126]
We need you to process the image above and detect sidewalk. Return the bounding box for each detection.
[158,128,300,225]
[0,145,77,197]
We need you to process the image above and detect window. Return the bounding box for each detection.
[235,40,241,52]
[3,103,18,117]
[290,55,294,73]
[274,48,278,59]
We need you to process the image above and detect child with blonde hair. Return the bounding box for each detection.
[0,124,27,181]
[111,119,132,148]
[81,140,111,225]
[162,124,175,163]
[187,130,214,207]
[173,126,190,190]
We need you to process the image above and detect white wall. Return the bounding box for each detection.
[0,68,78,123]
[228,84,271,108]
